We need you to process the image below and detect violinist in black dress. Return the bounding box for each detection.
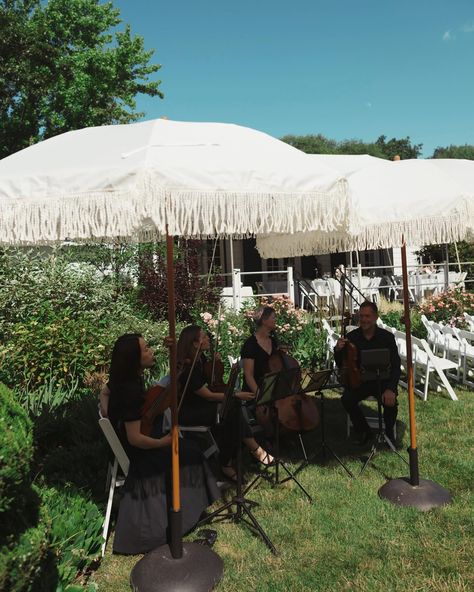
[177,325,274,481]
[100,333,220,554]
[334,301,401,445]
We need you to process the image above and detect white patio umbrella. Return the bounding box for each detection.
[257,155,474,256]
[258,153,474,510]
[0,118,348,244]
[0,118,350,589]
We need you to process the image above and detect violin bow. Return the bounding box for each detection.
[210,303,222,385]
[177,339,203,413]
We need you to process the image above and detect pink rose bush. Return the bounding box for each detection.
[418,289,474,328]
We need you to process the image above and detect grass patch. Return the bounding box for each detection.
[91,387,474,591]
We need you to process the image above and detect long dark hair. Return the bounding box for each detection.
[177,325,201,369]
[109,333,142,384]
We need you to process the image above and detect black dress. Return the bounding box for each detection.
[178,361,252,465]
[108,377,221,555]
[240,334,279,392]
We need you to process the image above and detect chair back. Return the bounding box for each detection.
[99,418,130,476]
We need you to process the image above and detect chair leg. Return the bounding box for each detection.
[102,457,118,557]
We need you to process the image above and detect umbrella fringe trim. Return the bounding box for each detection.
[257,200,474,257]
[0,178,350,244]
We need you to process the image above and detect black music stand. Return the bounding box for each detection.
[359,349,408,476]
[197,394,277,555]
[299,369,354,478]
[256,368,312,503]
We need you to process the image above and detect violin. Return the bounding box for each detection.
[256,348,320,434]
[202,353,227,392]
[140,383,172,436]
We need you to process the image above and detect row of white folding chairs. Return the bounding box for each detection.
[420,315,474,387]
[377,321,458,401]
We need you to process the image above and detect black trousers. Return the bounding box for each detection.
[179,401,252,466]
[341,386,397,436]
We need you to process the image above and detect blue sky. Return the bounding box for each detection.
[114,0,474,157]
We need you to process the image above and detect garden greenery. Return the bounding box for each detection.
[1,245,472,590]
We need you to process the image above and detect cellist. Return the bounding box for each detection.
[241,306,280,396]
[334,301,401,446]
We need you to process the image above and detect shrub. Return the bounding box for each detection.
[0,505,53,592]
[0,485,102,592]
[418,288,474,328]
[0,248,173,391]
[196,297,326,373]
[0,383,33,514]
[138,240,222,323]
[42,486,103,590]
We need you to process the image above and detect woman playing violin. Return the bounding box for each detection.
[177,325,274,481]
[100,333,220,554]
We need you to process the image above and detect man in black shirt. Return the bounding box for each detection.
[334,301,401,445]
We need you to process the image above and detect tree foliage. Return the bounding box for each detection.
[432,144,474,159]
[281,133,422,159]
[0,0,163,158]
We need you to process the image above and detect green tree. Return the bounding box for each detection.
[0,0,163,158]
[374,134,422,160]
[281,133,422,159]
[432,144,474,159]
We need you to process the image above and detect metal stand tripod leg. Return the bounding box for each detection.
[270,405,313,503]
[198,401,277,555]
[290,391,354,479]
[316,391,354,478]
[359,377,408,477]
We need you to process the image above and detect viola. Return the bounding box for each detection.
[256,349,320,434]
[140,383,172,436]
[202,353,227,392]
[342,341,362,389]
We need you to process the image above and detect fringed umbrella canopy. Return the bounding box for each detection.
[257,154,474,257]
[0,118,348,245]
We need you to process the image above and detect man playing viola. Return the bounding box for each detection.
[334,301,401,446]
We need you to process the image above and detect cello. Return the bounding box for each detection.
[256,348,320,435]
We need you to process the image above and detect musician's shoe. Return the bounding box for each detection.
[354,430,374,446]
[251,446,275,466]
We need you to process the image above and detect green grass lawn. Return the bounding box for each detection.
[91,388,474,592]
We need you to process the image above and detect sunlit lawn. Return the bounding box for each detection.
[91,387,474,592]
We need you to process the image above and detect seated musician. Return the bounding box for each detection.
[99,333,220,554]
[177,325,274,481]
[334,301,401,445]
[241,306,280,397]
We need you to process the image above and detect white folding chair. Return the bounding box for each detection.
[98,417,130,557]
[394,330,458,401]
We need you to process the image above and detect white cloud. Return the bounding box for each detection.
[442,30,452,41]
[365,101,372,109]
[461,22,474,33]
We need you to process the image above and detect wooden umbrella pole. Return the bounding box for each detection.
[401,239,420,486]
[166,231,183,558]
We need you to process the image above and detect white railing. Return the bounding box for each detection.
[220,267,295,310]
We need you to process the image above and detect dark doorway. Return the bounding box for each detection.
[242,238,262,288]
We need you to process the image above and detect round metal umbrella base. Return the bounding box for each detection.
[379,477,452,511]
[130,542,224,592]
